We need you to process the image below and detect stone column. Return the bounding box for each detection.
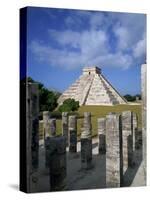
[141,63,147,184]
[122,111,133,174]
[62,112,68,146]
[81,112,92,169]
[43,111,50,138]
[132,112,138,151]
[27,83,39,192]
[68,115,77,152]
[39,120,44,140]
[106,113,122,188]
[97,118,106,154]
[49,118,56,136]
[135,129,142,149]
[43,111,50,169]
[45,119,56,169]
[47,136,66,191]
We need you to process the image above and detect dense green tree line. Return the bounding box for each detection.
[123,94,141,102]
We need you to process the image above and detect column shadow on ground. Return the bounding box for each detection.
[66,142,106,191]
[123,133,143,187]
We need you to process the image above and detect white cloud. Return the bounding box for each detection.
[30,40,82,69]
[48,29,81,48]
[48,28,108,57]
[133,38,146,58]
[114,26,130,50]
[113,13,146,53]
[30,39,133,70]
[103,53,133,69]
[30,11,146,70]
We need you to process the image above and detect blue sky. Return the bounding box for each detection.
[27,7,146,95]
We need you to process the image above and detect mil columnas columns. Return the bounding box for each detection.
[106,113,123,188]
[81,112,93,169]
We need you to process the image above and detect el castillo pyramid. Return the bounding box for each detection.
[58,66,127,106]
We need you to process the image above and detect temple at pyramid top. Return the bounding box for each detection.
[58,66,127,106]
[82,66,101,75]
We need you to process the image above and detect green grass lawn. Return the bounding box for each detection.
[55,104,142,137]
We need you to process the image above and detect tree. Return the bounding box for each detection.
[27,77,60,112]
[123,94,135,102]
[124,94,142,102]
[39,88,58,111]
[58,98,79,112]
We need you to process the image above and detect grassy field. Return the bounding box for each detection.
[39,104,142,139]
[56,104,142,137]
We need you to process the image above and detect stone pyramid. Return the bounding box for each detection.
[58,66,127,106]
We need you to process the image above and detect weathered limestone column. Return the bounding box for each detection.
[43,111,50,138]
[27,83,39,192]
[62,112,68,145]
[43,111,50,169]
[68,115,77,152]
[81,112,92,169]
[49,118,56,136]
[39,120,44,140]
[45,119,56,169]
[97,118,106,154]
[106,113,122,188]
[122,111,133,174]
[135,129,142,149]
[141,63,147,184]
[47,136,67,191]
[132,112,138,151]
